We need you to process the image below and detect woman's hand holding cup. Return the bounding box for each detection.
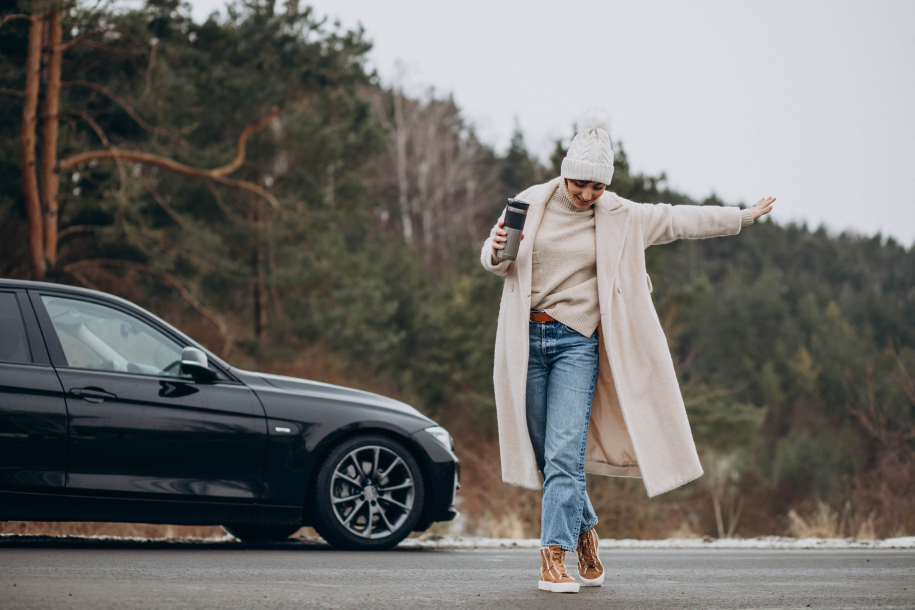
[491,221,524,264]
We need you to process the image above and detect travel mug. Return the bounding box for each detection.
[495,199,530,261]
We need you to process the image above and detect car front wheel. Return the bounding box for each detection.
[312,434,425,550]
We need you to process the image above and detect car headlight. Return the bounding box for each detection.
[424,425,454,453]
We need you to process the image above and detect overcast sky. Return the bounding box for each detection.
[187,0,915,247]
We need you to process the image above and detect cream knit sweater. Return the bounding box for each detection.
[530,182,600,337]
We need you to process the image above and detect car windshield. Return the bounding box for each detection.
[41,295,187,377]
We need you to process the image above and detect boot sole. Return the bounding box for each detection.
[539,580,580,593]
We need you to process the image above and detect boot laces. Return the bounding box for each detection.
[579,532,597,568]
[550,547,572,578]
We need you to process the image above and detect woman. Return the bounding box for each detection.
[479,109,774,594]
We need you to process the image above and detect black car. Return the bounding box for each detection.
[0,279,459,550]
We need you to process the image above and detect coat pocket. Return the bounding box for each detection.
[646,273,653,293]
[532,251,543,294]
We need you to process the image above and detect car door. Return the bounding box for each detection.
[31,291,267,502]
[0,290,68,492]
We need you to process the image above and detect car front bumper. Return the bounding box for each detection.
[409,429,460,528]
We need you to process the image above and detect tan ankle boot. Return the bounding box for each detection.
[576,527,605,586]
[539,545,580,593]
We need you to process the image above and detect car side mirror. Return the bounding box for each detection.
[180,347,217,382]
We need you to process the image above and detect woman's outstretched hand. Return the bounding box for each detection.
[751,197,776,220]
[491,220,524,264]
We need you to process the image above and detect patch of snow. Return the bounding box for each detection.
[400,536,915,549]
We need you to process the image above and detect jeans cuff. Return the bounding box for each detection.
[579,519,598,535]
[541,543,576,552]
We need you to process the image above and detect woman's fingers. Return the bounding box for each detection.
[492,221,522,251]
[493,226,505,250]
[752,196,776,219]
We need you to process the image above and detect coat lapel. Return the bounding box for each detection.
[595,193,631,313]
[515,178,560,302]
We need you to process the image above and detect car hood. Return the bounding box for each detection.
[250,371,434,424]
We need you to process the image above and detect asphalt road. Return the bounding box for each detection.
[1,537,913,609]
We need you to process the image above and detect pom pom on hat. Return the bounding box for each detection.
[561,107,615,186]
[576,107,612,134]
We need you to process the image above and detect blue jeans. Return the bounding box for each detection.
[526,320,599,551]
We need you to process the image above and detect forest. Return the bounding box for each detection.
[1,0,913,540]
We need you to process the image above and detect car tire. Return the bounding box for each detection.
[222,524,300,542]
[312,434,425,550]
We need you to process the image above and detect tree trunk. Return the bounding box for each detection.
[254,267,267,339]
[418,158,432,251]
[393,89,412,244]
[712,488,725,539]
[40,5,62,269]
[21,11,45,280]
[253,202,267,339]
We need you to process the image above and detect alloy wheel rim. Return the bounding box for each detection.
[330,445,415,539]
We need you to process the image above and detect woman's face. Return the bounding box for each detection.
[565,179,606,209]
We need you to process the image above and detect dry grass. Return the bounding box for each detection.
[787,501,841,538]
[0,521,226,538]
[0,522,323,540]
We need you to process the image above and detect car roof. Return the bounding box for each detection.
[1,278,135,303]
[0,278,230,370]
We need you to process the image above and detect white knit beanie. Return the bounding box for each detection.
[560,108,615,185]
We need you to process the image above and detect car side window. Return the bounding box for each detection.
[41,295,188,378]
[0,292,32,364]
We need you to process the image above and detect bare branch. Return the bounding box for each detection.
[64,109,110,146]
[210,106,284,177]
[56,102,288,210]
[63,109,128,194]
[61,267,101,292]
[58,149,279,209]
[62,259,235,358]
[74,39,136,59]
[206,180,246,226]
[0,88,24,97]
[57,224,101,240]
[141,176,192,230]
[0,14,30,28]
[60,26,113,52]
[62,80,167,137]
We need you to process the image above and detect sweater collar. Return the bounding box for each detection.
[553,179,594,214]
[546,176,623,213]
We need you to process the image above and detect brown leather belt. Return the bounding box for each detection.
[530,310,557,323]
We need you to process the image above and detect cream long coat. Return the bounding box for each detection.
[480,177,745,497]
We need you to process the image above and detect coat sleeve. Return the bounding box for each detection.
[638,202,752,248]
[480,207,512,276]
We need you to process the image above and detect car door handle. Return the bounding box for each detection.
[70,388,118,403]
